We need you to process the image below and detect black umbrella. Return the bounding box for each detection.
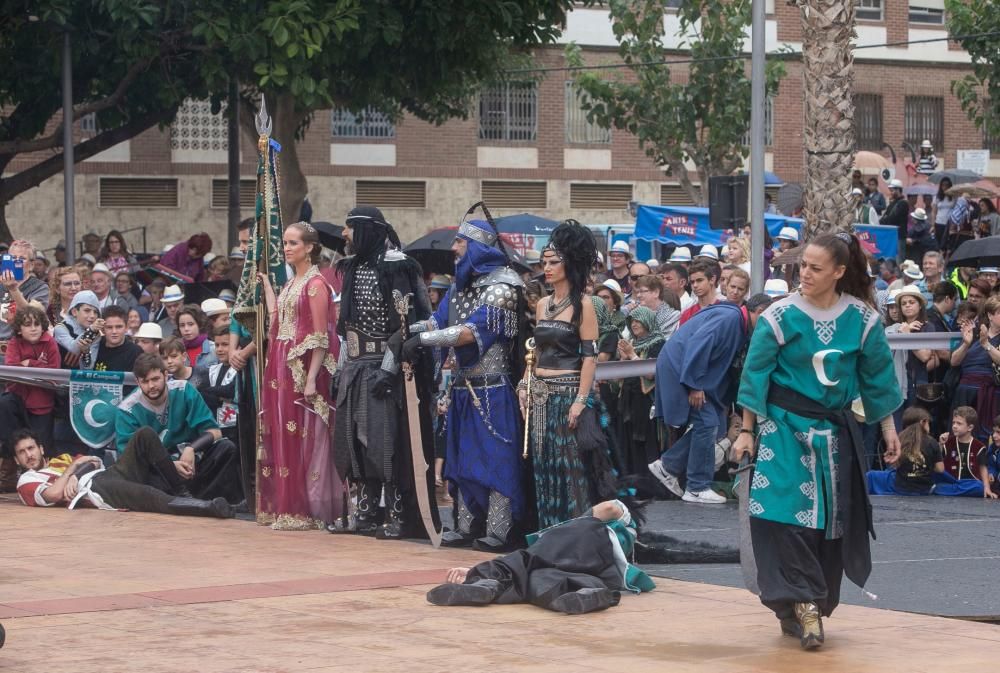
[948,236,1000,268]
[928,169,981,185]
[311,221,347,254]
[404,227,531,276]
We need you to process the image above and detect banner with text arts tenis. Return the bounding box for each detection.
[633,204,898,260]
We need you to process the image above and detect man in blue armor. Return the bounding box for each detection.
[404,216,526,551]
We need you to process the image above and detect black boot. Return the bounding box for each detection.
[154,458,193,498]
[375,483,404,540]
[426,579,502,607]
[166,496,234,519]
[549,588,621,615]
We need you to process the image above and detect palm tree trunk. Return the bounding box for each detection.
[797,0,857,240]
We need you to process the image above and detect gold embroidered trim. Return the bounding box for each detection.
[286,420,297,434]
[261,466,273,478]
[279,466,290,478]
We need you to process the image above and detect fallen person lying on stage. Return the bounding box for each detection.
[426,499,655,614]
[13,427,234,518]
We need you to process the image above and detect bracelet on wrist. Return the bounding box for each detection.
[574,394,588,405]
[739,428,754,435]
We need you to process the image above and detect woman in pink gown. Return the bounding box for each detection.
[257,222,345,529]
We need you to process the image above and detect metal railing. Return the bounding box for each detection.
[593,332,959,381]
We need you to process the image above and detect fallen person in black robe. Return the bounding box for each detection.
[427,500,655,614]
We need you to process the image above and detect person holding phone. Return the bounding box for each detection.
[0,239,50,365]
[53,291,103,370]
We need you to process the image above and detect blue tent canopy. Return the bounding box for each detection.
[494,213,561,236]
[634,204,898,259]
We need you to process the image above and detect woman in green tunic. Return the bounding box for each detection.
[733,232,902,650]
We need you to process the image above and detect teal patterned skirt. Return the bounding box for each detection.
[529,375,617,528]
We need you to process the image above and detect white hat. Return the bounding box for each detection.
[911,208,928,221]
[600,278,624,301]
[979,267,1000,275]
[696,244,719,261]
[900,260,924,281]
[849,187,864,197]
[200,298,229,317]
[219,288,237,303]
[763,279,789,298]
[610,240,632,257]
[162,284,184,303]
[596,251,604,264]
[35,250,48,262]
[776,226,799,243]
[646,258,660,269]
[80,253,96,265]
[895,284,926,306]
[91,262,111,277]
[134,322,163,341]
[229,246,246,260]
[668,247,692,263]
[920,139,933,149]
[888,179,904,190]
[885,290,898,306]
[524,249,541,263]
[203,252,217,265]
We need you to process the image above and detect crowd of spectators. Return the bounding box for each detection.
[4,200,1000,511]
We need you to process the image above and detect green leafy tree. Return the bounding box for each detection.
[204,0,577,226]
[946,0,1000,142]
[566,0,785,206]
[1,0,579,240]
[0,0,206,241]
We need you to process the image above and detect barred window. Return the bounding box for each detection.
[855,0,883,21]
[741,95,773,147]
[565,82,611,144]
[904,96,944,151]
[984,101,1000,153]
[479,82,537,142]
[330,107,395,139]
[909,1,944,24]
[855,94,883,151]
[170,99,227,153]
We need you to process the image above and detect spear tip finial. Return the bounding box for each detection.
[255,96,272,137]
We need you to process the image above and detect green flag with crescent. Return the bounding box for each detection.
[70,370,125,449]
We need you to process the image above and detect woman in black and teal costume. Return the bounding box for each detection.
[519,221,616,528]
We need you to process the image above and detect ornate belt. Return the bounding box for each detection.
[0,340,8,357]
[345,328,388,359]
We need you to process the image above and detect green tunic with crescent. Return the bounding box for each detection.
[737,293,902,538]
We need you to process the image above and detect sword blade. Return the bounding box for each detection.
[403,362,442,548]
[733,457,760,595]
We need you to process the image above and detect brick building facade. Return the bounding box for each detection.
[6,0,987,253]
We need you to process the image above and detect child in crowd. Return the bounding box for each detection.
[175,304,217,369]
[3,304,60,452]
[200,326,237,425]
[979,416,1000,499]
[934,406,985,497]
[133,323,163,355]
[867,407,942,496]
[53,291,103,370]
[939,406,985,480]
[159,336,209,390]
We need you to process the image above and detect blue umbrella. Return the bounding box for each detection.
[493,213,561,236]
[739,171,784,185]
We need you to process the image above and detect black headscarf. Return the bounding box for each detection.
[336,205,408,336]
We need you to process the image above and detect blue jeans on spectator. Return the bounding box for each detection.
[658,405,724,493]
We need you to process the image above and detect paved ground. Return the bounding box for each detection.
[642,495,1000,619]
[1,498,999,673]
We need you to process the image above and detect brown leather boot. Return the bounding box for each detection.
[0,458,18,493]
